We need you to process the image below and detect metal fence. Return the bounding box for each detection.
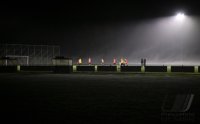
[0,44,60,65]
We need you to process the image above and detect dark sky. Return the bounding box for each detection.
[1,0,200,63]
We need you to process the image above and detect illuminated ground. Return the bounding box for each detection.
[0,73,199,123]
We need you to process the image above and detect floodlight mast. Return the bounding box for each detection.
[175,12,185,64]
[176,12,185,20]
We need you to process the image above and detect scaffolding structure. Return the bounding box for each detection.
[0,44,60,65]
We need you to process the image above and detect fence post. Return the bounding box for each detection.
[141,66,145,73]
[95,65,98,72]
[195,66,198,73]
[117,65,121,72]
[167,65,171,73]
[73,65,77,72]
[17,65,20,72]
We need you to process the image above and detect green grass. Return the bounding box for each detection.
[0,73,199,123]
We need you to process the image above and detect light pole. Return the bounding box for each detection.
[175,12,185,65]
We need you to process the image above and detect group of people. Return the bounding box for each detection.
[77,58,128,65]
[141,58,146,66]
[77,58,93,65]
[77,58,147,66]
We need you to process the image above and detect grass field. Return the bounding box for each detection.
[0,73,199,123]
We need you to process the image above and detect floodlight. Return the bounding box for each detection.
[176,13,185,20]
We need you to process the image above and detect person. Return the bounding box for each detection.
[144,58,146,66]
[125,59,128,66]
[113,58,116,65]
[78,58,82,64]
[120,58,123,66]
[101,58,104,65]
[120,58,125,66]
[88,57,91,65]
[141,58,144,66]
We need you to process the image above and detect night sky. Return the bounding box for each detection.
[1,1,200,64]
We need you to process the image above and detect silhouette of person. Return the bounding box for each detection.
[144,59,146,66]
[101,58,104,65]
[141,58,144,66]
[78,58,82,65]
[113,58,116,65]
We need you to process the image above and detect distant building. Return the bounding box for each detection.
[52,56,73,73]
[52,56,72,66]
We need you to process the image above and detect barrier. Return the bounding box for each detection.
[167,66,171,73]
[97,66,117,72]
[53,66,73,73]
[171,66,194,72]
[121,66,141,72]
[76,66,95,72]
[20,66,53,72]
[0,66,18,73]
[198,66,200,73]
[145,66,167,72]
[0,65,199,73]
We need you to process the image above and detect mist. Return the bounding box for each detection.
[63,16,200,65]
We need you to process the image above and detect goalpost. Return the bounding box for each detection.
[1,44,60,65]
[5,55,29,66]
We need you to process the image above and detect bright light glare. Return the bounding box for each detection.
[176,13,185,20]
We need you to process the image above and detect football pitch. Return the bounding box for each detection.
[0,73,199,123]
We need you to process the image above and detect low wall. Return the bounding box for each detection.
[121,66,141,72]
[145,66,167,72]
[199,66,200,73]
[171,66,194,72]
[76,66,95,72]
[97,66,117,72]
[20,66,53,72]
[0,65,198,73]
[53,66,73,73]
[0,66,18,73]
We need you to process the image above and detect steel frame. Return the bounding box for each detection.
[0,44,60,65]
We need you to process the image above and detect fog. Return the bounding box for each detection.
[67,16,200,65]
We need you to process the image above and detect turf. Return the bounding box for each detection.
[0,73,199,123]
